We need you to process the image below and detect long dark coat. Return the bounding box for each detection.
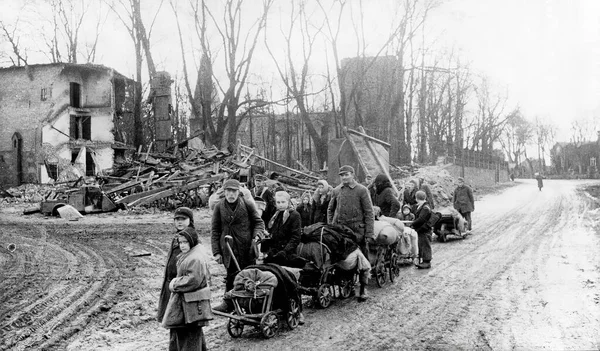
[374,185,401,218]
[211,197,265,269]
[311,193,331,224]
[453,185,475,213]
[412,202,432,234]
[163,244,212,328]
[262,210,302,258]
[157,236,181,322]
[327,181,375,239]
[295,203,312,227]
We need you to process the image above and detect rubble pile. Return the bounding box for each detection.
[0,184,54,204]
[392,164,459,209]
[1,143,320,212]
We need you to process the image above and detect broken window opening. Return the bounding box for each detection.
[69,115,91,140]
[70,82,81,108]
[85,151,95,176]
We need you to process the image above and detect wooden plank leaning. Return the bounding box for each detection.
[127,173,228,207]
[357,126,399,195]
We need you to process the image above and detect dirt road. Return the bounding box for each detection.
[1,179,599,350]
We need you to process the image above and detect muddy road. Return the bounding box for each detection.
[1,179,599,350]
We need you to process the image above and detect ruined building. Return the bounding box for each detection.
[341,55,397,142]
[0,63,135,186]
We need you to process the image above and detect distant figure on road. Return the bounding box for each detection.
[509,172,515,181]
[535,173,544,191]
[453,177,474,232]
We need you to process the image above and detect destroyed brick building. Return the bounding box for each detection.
[0,63,135,186]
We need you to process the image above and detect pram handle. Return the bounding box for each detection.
[224,235,242,272]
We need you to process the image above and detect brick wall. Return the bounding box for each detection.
[444,164,509,188]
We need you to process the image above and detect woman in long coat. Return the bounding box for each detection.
[311,180,332,224]
[161,227,213,351]
[373,174,401,218]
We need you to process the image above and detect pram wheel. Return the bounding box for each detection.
[339,279,354,299]
[260,311,279,338]
[389,253,400,282]
[314,283,332,308]
[375,262,387,287]
[286,299,301,329]
[227,317,244,338]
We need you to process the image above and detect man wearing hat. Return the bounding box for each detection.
[328,165,374,301]
[452,177,474,232]
[251,174,276,224]
[211,179,265,312]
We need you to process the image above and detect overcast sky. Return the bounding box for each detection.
[2,0,599,143]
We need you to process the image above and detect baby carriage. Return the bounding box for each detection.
[367,220,405,287]
[295,223,361,308]
[219,263,303,339]
[432,209,468,242]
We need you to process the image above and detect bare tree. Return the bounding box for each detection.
[107,0,162,147]
[468,76,512,153]
[388,0,438,164]
[0,19,29,66]
[498,108,532,166]
[173,0,273,149]
[265,0,329,168]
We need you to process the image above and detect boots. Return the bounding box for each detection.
[416,261,431,269]
[212,299,233,313]
[358,284,369,302]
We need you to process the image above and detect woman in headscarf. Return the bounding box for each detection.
[261,191,303,268]
[310,179,332,224]
[161,227,213,350]
[295,191,313,227]
[373,174,401,218]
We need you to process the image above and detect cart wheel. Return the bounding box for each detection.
[286,299,300,329]
[260,311,279,339]
[227,318,244,338]
[314,283,332,308]
[391,253,401,278]
[375,263,386,287]
[339,279,354,299]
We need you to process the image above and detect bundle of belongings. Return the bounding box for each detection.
[226,263,301,315]
[298,223,359,266]
[376,215,418,258]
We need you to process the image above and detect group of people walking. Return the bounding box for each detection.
[155,165,475,350]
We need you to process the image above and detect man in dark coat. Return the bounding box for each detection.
[373,174,400,217]
[412,190,433,269]
[211,179,265,312]
[453,177,474,231]
[327,165,374,301]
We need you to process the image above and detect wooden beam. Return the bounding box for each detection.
[358,126,399,195]
[343,128,371,179]
[239,145,319,181]
[128,173,227,207]
[346,128,391,148]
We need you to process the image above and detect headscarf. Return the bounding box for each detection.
[313,179,331,204]
[268,191,293,229]
[374,174,392,195]
[177,227,199,248]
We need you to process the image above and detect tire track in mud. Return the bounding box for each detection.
[0,227,123,351]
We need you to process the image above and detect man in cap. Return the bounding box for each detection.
[452,177,474,232]
[251,174,276,224]
[328,165,374,301]
[211,179,265,312]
